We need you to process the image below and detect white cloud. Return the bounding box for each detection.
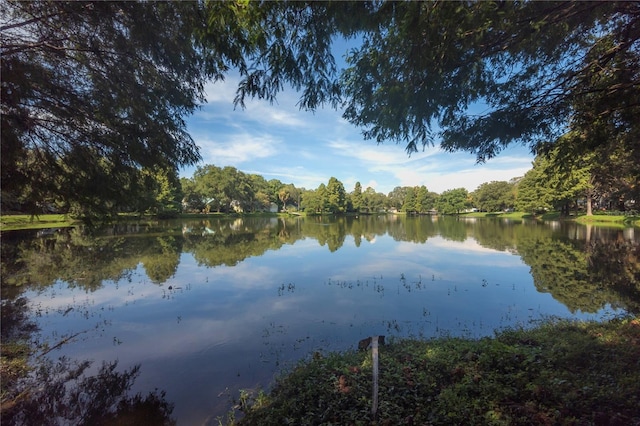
[195,133,281,166]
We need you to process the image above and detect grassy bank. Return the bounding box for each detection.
[0,212,288,231]
[462,210,640,226]
[576,213,640,227]
[230,317,640,425]
[0,214,79,231]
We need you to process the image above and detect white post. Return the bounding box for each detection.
[371,335,379,419]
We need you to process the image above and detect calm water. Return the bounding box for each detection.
[2,215,639,424]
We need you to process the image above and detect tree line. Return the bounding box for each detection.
[177,159,635,216]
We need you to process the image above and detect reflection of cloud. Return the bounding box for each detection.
[415,237,498,254]
[392,238,522,269]
[206,264,279,290]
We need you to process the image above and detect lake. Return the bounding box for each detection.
[1,215,638,424]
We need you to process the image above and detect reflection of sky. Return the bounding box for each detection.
[24,233,619,424]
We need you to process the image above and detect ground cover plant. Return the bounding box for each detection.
[231,317,640,425]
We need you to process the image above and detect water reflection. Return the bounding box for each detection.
[1,216,638,424]
[0,298,176,425]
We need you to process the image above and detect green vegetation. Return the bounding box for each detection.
[0,214,78,231]
[231,317,640,425]
[576,213,640,228]
[4,2,638,222]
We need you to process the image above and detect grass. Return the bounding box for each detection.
[0,214,79,231]
[0,212,291,231]
[3,211,638,232]
[575,213,640,227]
[461,210,640,226]
[229,317,640,425]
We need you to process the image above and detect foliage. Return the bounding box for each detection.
[234,318,640,426]
[436,188,470,215]
[325,177,347,213]
[471,181,515,212]
[361,187,387,214]
[232,2,639,164]
[1,1,217,218]
[138,166,183,217]
[3,1,637,221]
[0,215,78,231]
[350,182,363,213]
[514,158,556,215]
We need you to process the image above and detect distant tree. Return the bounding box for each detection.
[515,161,555,215]
[278,184,300,211]
[516,139,596,216]
[436,188,470,215]
[192,165,255,213]
[387,186,409,211]
[326,177,347,213]
[415,185,438,213]
[351,182,363,213]
[362,187,385,213]
[471,181,516,212]
[180,178,204,213]
[249,174,272,211]
[139,166,183,217]
[402,187,417,214]
[267,179,285,207]
[306,184,328,214]
[278,187,292,211]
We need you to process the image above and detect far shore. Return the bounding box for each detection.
[1,210,638,232]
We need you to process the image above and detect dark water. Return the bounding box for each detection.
[2,215,639,424]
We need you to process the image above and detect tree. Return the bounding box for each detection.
[1,1,223,218]
[192,165,255,213]
[277,184,300,211]
[137,166,183,217]
[387,186,409,211]
[302,184,328,214]
[471,181,516,213]
[326,177,346,213]
[436,188,470,215]
[361,187,385,213]
[415,185,438,213]
[515,161,555,215]
[180,178,204,213]
[515,139,597,216]
[351,182,363,213]
[402,187,417,214]
[233,2,638,164]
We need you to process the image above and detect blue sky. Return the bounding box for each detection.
[182,64,535,195]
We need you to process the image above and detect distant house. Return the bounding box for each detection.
[230,200,243,213]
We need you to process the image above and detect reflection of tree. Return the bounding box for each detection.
[468,220,640,314]
[515,234,640,314]
[184,218,293,267]
[587,240,640,314]
[464,218,524,252]
[301,217,347,252]
[4,359,175,426]
[1,298,176,425]
[2,217,638,315]
[2,228,139,291]
[141,236,181,284]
